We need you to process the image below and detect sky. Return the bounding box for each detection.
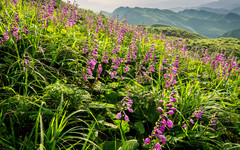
[64,0,219,12]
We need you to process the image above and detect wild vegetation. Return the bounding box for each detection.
[0,0,240,150]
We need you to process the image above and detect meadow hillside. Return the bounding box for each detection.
[0,0,240,150]
[145,25,240,59]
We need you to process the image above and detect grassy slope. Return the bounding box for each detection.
[146,25,206,39]
[187,37,240,59]
[0,0,240,150]
[145,25,240,59]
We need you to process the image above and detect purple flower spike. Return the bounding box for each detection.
[166,103,173,107]
[128,109,134,113]
[211,120,216,124]
[159,100,164,103]
[83,74,87,82]
[157,107,163,112]
[144,137,151,144]
[124,114,130,122]
[170,97,177,102]
[13,27,19,32]
[150,65,155,72]
[190,119,194,124]
[110,72,114,78]
[160,126,165,133]
[158,135,166,145]
[167,119,173,128]
[103,55,109,59]
[112,65,118,70]
[209,127,215,131]
[164,73,168,78]
[116,111,122,119]
[103,59,108,64]
[125,66,130,72]
[98,64,102,77]
[171,67,179,73]
[170,107,177,111]
[160,120,167,127]
[166,81,171,86]
[25,60,30,66]
[4,33,9,40]
[194,110,203,118]
[171,91,177,95]
[87,68,93,76]
[167,110,174,115]
[183,123,187,129]
[154,143,162,150]
[13,32,18,38]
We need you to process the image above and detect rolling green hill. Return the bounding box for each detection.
[179,9,223,20]
[145,25,240,59]
[146,25,206,39]
[198,7,240,15]
[221,28,240,40]
[232,7,240,15]
[186,37,240,58]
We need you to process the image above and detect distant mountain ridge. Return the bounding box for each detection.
[105,7,240,38]
[197,7,240,15]
[200,0,240,9]
[179,9,240,20]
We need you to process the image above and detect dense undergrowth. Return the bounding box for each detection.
[0,0,240,150]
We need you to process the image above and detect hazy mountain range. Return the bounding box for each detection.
[102,0,240,39]
[197,7,240,15]
[171,0,240,12]
[200,0,240,9]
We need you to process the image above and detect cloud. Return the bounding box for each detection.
[71,0,218,12]
[87,0,132,5]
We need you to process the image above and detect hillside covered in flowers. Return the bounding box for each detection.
[0,0,240,149]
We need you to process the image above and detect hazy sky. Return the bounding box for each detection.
[65,0,218,12]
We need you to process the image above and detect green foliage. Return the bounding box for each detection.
[113,120,130,133]
[43,82,91,110]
